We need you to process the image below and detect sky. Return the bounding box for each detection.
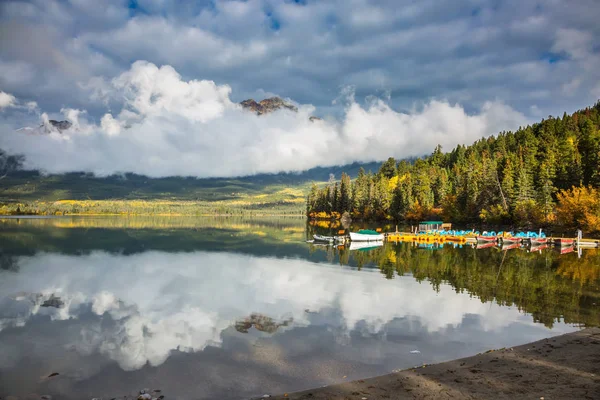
[0,0,599,177]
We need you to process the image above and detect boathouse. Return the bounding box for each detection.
[418,221,451,231]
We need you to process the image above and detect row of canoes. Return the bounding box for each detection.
[477,236,575,246]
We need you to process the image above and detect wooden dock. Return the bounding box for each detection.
[383,232,599,249]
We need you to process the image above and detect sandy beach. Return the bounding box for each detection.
[270,328,600,400]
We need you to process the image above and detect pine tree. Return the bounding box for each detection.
[500,158,517,209]
[516,159,534,203]
[332,182,339,213]
[537,160,556,222]
[430,144,444,167]
[339,172,351,213]
[306,183,318,215]
[379,157,397,179]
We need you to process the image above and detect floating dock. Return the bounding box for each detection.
[383,232,599,249]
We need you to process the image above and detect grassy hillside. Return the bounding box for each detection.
[0,162,385,215]
[0,161,383,202]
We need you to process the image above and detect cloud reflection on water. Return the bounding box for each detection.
[0,251,576,372]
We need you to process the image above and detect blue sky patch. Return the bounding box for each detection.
[266,11,281,31]
[541,52,563,64]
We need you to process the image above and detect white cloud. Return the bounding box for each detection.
[0,61,528,177]
[0,251,575,371]
[112,61,234,122]
[25,101,37,111]
[0,91,16,109]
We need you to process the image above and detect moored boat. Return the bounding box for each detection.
[528,237,548,245]
[446,235,468,243]
[349,229,384,242]
[557,245,575,254]
[313,234,344,243]
[501,236,522,244]
[476,242,496,250]
[476,236,497,243]
[500,242,521,251]
[555,238,574,247]
[529,244,549,252]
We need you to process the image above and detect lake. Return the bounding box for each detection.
[1,216,599,399]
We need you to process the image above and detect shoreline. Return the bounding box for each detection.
[268,328,600,400]
[0,213,305,217]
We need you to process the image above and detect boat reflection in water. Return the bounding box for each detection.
[348,241,384,251]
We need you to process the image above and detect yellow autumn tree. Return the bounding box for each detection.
[388,175,399,191]
[555,186,600,233]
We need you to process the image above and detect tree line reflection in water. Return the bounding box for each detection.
[308,237,600,329]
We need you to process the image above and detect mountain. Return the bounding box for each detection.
[15,119,73,135]
[0,161,384,202]
[47,120,72,132]
[239,96,322,122]
[240,97,298,115]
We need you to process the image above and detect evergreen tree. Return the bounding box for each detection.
[515,159,534,203]
[378,157,397,179]
[430,145,444,167]
[500,158,517,208]
[306,183,318,216]
[537,160,556,223]
[332,182,339,213]
[339,173,351,213]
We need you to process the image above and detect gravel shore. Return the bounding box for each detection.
[269,328,600,400]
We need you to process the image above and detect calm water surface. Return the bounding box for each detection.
[0,216,599,399]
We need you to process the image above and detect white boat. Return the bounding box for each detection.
[313,234,344,243]
[349,230,384,242]
[349,241,383,251]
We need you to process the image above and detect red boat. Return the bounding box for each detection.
[529,237,548,245]
[501,236,522,244]
[557,246,575,254]
[555,238,574,246]
[477,236,497,243]
[476,242,496,250]
[529,244,549,252]
[501,242,521,251]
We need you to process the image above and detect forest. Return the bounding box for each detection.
[307,101,600,233]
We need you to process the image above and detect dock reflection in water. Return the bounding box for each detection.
[0,216,598,400]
